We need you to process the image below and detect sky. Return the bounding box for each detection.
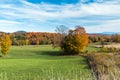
[0,0,120,33]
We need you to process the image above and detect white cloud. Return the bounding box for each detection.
[0,20,21,32]
[0,20,20,24]
[1,0,120,19]
[86,19,120,33]
[0,0,120,32]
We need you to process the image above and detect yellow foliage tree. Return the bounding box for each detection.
[61,26,88,54]
[1,35,12,56]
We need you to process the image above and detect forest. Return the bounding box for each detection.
[0,31,120,46]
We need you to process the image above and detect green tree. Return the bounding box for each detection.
[1,35,12,56]
[61,26,88,54]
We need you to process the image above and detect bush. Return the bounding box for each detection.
[61,27,88,55]
[102,46,108,52]
[101,46,119,53]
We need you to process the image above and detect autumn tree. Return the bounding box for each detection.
[61,26,88,54]
[112,34,120,43]
[1,35,12,56]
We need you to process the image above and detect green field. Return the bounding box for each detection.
[0,45,95,80]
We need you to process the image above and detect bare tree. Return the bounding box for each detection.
[55,25,69,36]
[53,25,69,48]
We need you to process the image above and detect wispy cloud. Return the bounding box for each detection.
[0,0,120,32]
[86,19,120,33]
[0,20,20,24]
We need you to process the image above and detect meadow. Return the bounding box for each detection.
[0,45,95,80]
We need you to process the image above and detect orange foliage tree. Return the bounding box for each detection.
[61,26,88,54]
[1,35,12,56]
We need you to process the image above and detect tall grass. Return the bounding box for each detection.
[87,53,120,80]
[0,69,96,80]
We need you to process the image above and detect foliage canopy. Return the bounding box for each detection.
[61,26,88,54]
[0,35,12,56]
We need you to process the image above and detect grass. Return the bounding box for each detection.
[85,45,101,53]
[0,45,95,80]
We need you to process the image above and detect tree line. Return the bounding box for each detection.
[0,30,120,47]
[0,32,59,46]
[88,34,120,43]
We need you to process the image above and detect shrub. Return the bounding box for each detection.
[61,26,88,55]
[101,46,119,53]
[110,46,115,52]
[102,46,108,52]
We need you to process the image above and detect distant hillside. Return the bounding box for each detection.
[14,31,27,33]
[0,31,5,33]
[89,32,120,35]
[101,32,120,35]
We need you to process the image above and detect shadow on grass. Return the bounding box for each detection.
[34,50,63,56]
[79,57,90,69]
[0,54,7,58]
[0,55,2,57]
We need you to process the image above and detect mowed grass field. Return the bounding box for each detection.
[0,45,95,80]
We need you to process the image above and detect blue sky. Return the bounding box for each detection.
[0,0,120,33]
